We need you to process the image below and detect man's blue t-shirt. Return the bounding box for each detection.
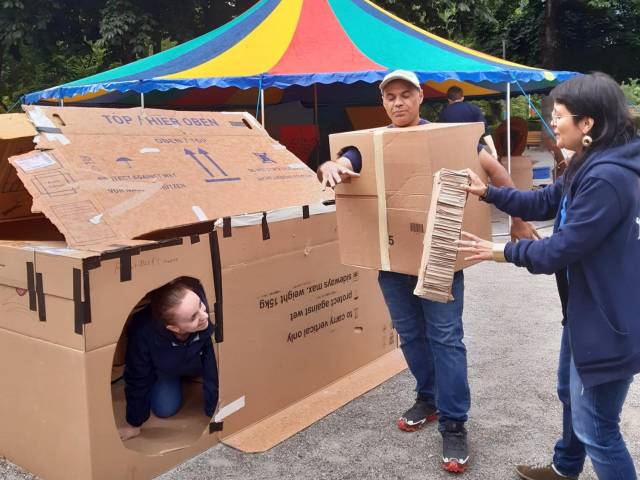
[438,102,489,136]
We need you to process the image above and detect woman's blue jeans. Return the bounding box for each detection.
[150,376,183,418]
[378,270,470,429]
[553,327,636,479]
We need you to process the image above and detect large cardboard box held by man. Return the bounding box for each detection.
[329,123,492,276]
[0,108,398,480]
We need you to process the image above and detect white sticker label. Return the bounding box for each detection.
[140,148,160,154]
[214,396,245,422]
[192,205,208,221]
[14,152,56,172]
[28,246,81,256]
[287,163,306,170]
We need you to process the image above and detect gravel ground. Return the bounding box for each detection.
[2,215,638,479]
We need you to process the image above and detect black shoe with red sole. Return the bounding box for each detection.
[396,398,438,432]
[441,421,469,474]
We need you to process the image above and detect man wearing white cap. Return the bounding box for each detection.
[318,69,538,473]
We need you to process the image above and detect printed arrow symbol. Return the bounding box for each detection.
[198,147,228,176]
[185,148,215,178]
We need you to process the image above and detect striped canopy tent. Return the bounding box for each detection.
[24,0,577,109]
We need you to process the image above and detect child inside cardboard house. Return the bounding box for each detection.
[118,277,219,441]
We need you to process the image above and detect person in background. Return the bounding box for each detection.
[439,85,499,160]
[457,72,639,480]
[318,69,539,473]
[118,278,218,441]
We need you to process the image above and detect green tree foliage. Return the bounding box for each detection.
[2,0,640,112]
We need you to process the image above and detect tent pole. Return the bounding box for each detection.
[506,81,512,233]
[59,98,64,107]
[260,87,265,127]
[140,92,145,109]
[502,39,512,233]
[313,83,320,166]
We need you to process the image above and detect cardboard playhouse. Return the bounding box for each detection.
[0,107,400,480]
[329,122,492,276]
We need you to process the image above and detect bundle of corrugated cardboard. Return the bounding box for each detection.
[414,169,469,302]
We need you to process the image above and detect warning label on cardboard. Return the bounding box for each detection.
[256,271,362,344]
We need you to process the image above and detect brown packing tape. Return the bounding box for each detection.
[373,131,390,271]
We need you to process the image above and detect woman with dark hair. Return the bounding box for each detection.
[118,278,218,441]
[457,72,639,480]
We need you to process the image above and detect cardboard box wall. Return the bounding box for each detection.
[500,155,533,191]
[329,123,492,276]
[0,108,396,480]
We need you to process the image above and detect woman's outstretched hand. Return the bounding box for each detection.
[455,231,494,262]
[463,169,488,197]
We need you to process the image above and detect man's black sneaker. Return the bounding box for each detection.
[441,421,469,474]
[397,398,438,432]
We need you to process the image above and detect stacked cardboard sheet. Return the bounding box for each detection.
[414,169,469,303]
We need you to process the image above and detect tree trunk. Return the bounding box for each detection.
[540,0,563,68]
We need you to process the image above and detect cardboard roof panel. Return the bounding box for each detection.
[9,106,331,247]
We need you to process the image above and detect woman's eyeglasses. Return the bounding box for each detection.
[551,113,580,122]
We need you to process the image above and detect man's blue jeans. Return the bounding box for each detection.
[378,270,470,429]
[150,376,183,418]
[553,327,636,479]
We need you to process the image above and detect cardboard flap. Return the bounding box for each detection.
[9,106,331,247]
[0,114,38,222]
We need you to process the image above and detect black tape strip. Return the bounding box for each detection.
[100,246,140,261]
[139,237,183,252]
[82,267,92,325]
[208,231,224,343]
[72,268,92,332]
[83,256,101,271]
[190,234,200,244]
[120,254,132,282]
[73,268,84,334]
[35,273,46,322]
[322,199,336,206]
[36,126,62,134]
[302,205,310,219]
[222,217,232,238]
[26,262,37,311]
[261,212,270,241]
[209,422,224,433]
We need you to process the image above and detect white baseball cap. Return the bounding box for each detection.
[379,70,421,92]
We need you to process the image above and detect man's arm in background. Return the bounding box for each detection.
[478,149,541,241]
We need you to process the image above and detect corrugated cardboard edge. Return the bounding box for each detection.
[221,348,406,453]
[373,131,390,271]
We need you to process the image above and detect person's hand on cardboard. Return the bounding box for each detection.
[317,159,359,190]
[510,218,540,241]
[464,168,540,241]
[118,424,141,441]
[456,231,494,261]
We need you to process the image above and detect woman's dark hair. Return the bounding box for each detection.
[150,278,194,325]
[551,72,637,188]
